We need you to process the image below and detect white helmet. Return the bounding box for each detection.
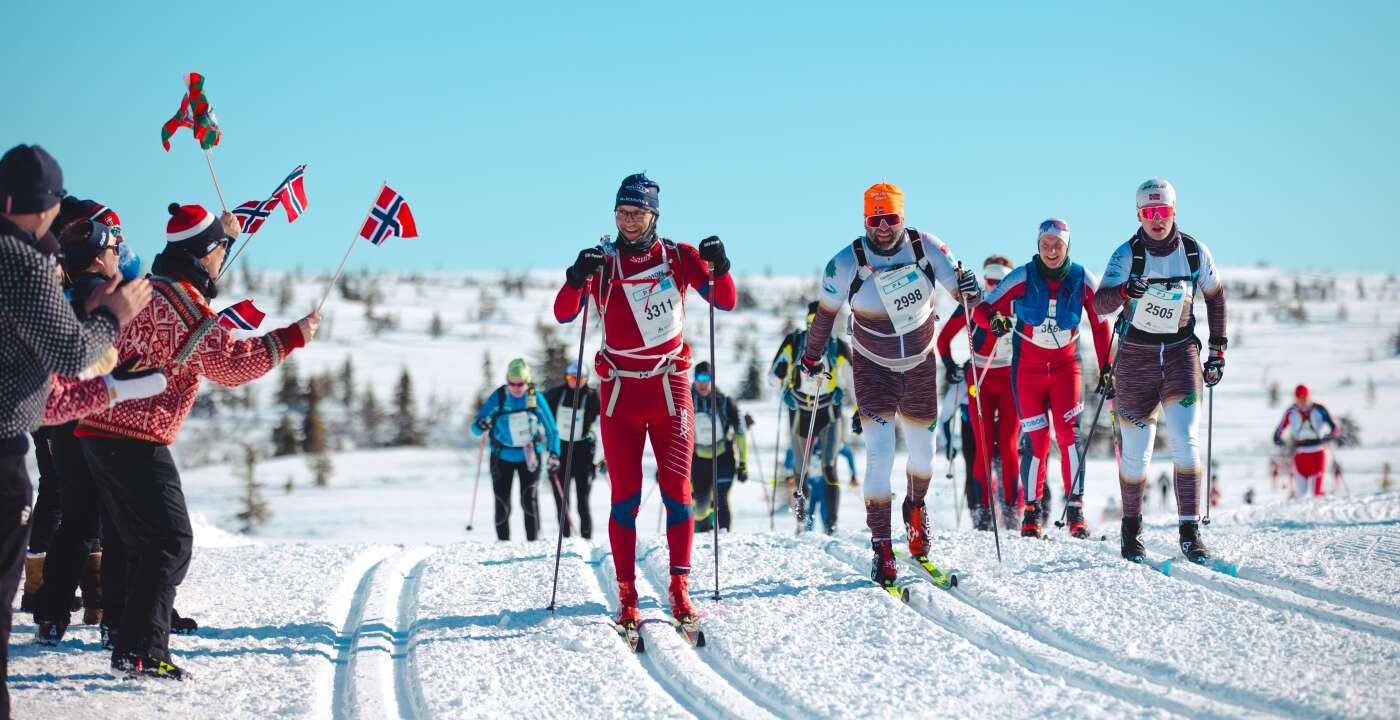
[1136,178,1176,208]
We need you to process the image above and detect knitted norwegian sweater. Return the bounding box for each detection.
[44,375,115,426]
[77,276,304,445]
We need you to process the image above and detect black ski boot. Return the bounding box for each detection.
[34,616,68,645]
[1066,498,1091,539]
[112,652,189,681]
[1121,516,1145,561]
[1020,501,1043,538]
[1179,521,1211,564]
[100,622,118,651]
[870,539,898,588]
[171,608,198,635]
[972,506,993,532]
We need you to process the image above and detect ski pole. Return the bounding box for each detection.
[1057,314,1128,528]
[1204,383,1215,525]
[746,415,771,507]
[957,262,1001,563]
[547,277,593,613]
[707,273,722,601]
[466,431,487,531]
[769,390,783,530]
[792,389,824,528]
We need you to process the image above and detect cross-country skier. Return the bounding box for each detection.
[973,222,1111,539]
[770,301,852,531]
[690,361,747,533]
[1272,384,1338,498]
[1091,178,1228,564]
[543,361,600,538]
[472,358,560,542]
[552,173,735,629]
[800,182,976,588]
[938,254,1019,529]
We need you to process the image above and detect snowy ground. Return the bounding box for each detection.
[10,267,1400,718]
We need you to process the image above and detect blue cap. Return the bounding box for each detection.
[615,173,659,215]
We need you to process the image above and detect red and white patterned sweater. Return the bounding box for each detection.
[77,277,304,445]
[44,374,114,426]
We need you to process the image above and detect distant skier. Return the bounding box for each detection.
[544,361,600,538]
[691,362,747,533]
[1092,179,1228,564]
[800,182,975,588]
[937,254,1018,529]
[770,301,852,531]
[1272,384,1338,498]
[783,441,857,533]
[973,221,1111,539]
[472,359,560,541]
[553,173,735,628]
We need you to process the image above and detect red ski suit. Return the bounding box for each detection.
[937,305,1020,509]
[973,263,1109,504]
[554,240,735,582]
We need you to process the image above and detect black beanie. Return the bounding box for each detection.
[0,144,64,214]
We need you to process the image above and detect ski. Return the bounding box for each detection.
[613,621,645,653]
[669,615,706,647]
[867,576,917,602]
[1162,555,1240,578]
[893,550,959,590]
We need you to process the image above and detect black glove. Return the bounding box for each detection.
[743,413,755,429]
[1096,367,1116,399]
[989,313,1013,338]
[1122,276,1149,300]
[1203,338,1226,387]
[111,355,160,381]
[851,414,863,435]
[774,361,788,380]
[942,358,964,385]
[737,466,749,482]
[474,418,491,433]
[957,267,980,300]
[1274,436,1285,447]
[565,246,606,288]
[698,236,730,277]
[798,354,826,379]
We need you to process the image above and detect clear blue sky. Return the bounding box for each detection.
[3,1,1397,276]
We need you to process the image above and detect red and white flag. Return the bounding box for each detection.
[216,299,266,331]
[359,184,417,246]
[231,198,279,235]
[271,165,309,222]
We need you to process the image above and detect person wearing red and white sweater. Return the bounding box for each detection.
[76,203,319,681]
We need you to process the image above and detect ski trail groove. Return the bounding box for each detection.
[1142,541,1400,644]
[821,538,1278,720]
[328,546,397,720]
[588,542,776,720]
[392,547,438,720]
[1235,537,1400,624]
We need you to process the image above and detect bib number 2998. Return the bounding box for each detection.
[893,288,923,311]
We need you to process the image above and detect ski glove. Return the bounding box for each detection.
[698,236,730,278]
[942,357,964,385]
[851,413,863,435]
[474,418,491,433]
[1096,367,1116,399]
[989,313,1014,337]
[743,413,755,429]
[1122,276,1149,300]
[1203,340,1226,387]
[547,453,561,473]
[773,361,787,380]
[565,246,606,288]
[104,356,167,403]
[957,268,981,300]
[737,466,748,482]
[798,353,826,379]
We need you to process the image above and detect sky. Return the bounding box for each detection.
[3,1,1397,277]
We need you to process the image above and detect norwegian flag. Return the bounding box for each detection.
[216,299,266,331]
[231,198,280,235]
[271,165,309,222]
[358,184,418,246]
[86,203,120,228]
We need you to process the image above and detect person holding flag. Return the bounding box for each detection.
[1273,384,1339,498]
[690,361,747,533]
[544,362,600,539]
[801,182,975,589]
[76,202,320,680]
[472,359,560,542]
[552,173,735,629]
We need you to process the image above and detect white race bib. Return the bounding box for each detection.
[990,328,1014,366]
[1131,282,1189,334]
[695,414,719,447]
[504,412,534,447]
[556,402,587,442]
[797,369,825,397]
[624,267,683,347]
[1028,299,1076,349]
[874,264,934,335]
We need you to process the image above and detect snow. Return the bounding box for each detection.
[10,267,1400,718]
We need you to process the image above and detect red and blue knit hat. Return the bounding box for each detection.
[166,202,229,257]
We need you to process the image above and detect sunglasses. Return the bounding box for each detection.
[865,213,902,228]
[565,374,579,383]
[507,380,527,388]
[1138,206,1174,221]
[695,373,713,383]
[1038,219,1068,234]
[87,222,121,251]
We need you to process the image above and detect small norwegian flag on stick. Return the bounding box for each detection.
[218,164,311,280]
[317,183,417,314]
[216,299,266,331]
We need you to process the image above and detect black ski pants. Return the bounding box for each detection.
[26,429,59,555]
[0,448,34,719]
[549,439,595,539]
[491,455,540,541]
[691,456,734,532]
[34,423,101,624]
[82,436,192,662]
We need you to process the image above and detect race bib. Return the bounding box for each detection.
[874,264,934,335]
[1131,282,1189,334]
[504,412,534,447]
[694,414,719,447]
[1295,417,1320,442]
[1028,299,1076,349]
[797,369,825,397]
[991,328,1014,365]
[556,403,587,442]
[624,268,683,347]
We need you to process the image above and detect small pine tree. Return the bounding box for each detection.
[392,368,422,446]
[235,444,271,533]
[430,311,445,339]
[1335,413,1362,448]
[303,381,328,454]
[360,385,383,448]
[739,356,764,400]
[272,416,300,456]
[339,355,356,406]
[309,451,334,488]
[472,352,495,416]
[534,318,570,389]
[277,358,303,407]
[277,275,295,315]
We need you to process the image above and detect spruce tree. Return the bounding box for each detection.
[392,368,422,446]
[277,357,303,407]
[303,381,328,454]
[430,311,445,339]
[235,444,271,533]
[339,355,356,406]
[271,416,299,456]
[360,385,383,448]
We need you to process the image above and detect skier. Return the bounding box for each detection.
[973,220,1111,539]
[1091,178,1228,564]
[472,358,560,542]
[1272,384,1339,498]
[783,440,858,532]
[552,173,735,629]
[938,254,1019,529]
[770,301,852,531]
[690,361,747,533]
[543,361,600,539]
[76,202,319,680]
[799,182,976,588]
